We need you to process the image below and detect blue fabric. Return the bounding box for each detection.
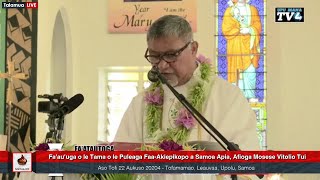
[238,64,256,99]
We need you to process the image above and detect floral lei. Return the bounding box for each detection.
[144,54,213,150]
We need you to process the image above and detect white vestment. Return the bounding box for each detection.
[115,66,263,180]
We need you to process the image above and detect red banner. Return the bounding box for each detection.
[0,151,9,163]
[33,151,313,163]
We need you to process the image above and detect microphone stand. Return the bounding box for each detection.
[152,68,263,180]
[45,114,64,143]
[45,114,64,179]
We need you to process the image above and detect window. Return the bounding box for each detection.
[98,67,150,142]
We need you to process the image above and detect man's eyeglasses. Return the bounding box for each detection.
[144,41,191,64]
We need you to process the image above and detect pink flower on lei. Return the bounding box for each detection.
[197,54,212,64]
[159,140,183,151]
[175,109,196,129]
[35,143,50,151]
[145,87,163,105]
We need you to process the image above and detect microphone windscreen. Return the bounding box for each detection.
[62,94,84,114]
[147,68,159,82]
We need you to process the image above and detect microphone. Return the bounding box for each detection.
[147,67,159,82]
[52,94,84,118]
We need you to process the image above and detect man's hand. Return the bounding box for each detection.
[240,27,250,34]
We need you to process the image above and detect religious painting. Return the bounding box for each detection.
[216,0,267,149]
[0,1,37,154]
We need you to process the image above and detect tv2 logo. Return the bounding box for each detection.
[275,8,304,22]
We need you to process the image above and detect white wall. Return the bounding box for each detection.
[37,1,320,179]
[267,0,320,150]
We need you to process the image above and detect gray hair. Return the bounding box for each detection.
[147,15,193,43]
